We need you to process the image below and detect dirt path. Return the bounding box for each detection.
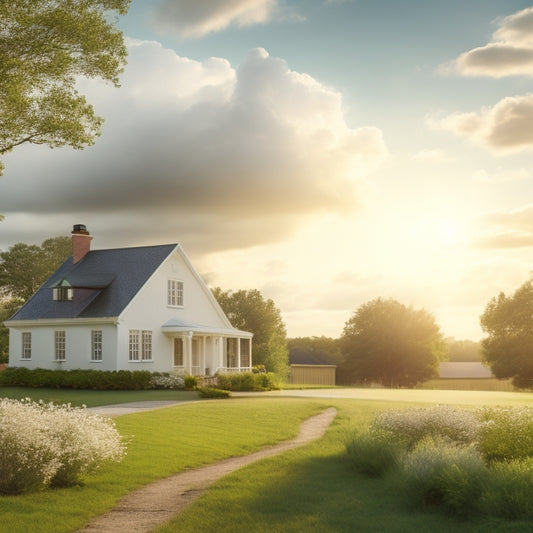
[77,407,337,533]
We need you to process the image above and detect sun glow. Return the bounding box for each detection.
[437,220,466,245]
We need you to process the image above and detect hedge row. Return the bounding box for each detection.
[0,367,155,390]
[216,371,279,391]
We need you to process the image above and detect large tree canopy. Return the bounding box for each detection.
[0,236,71,302]
[480,279,533,389]
[0,0,130,174]
[339,298,447,387]
[212,288,289,378]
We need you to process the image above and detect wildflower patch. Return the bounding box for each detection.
[345,404,533,520]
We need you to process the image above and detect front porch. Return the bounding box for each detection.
[162,319,253,377]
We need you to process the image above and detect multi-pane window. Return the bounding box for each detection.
[129,329,152,361]
[129,330,140,361]
[167,280,184,307]
[141,330,152,361]
[173,338,184,366]
[22,332,31,359]
[91,330,102,361]
[227,338,238,369]
[53,287,73,301]
[55,331,66,361]
[240,338,251,368]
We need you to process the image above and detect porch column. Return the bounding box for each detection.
[200,336,205,375]
[217,336,224,372]
[237,337,241,371]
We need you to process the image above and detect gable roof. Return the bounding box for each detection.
[8,244,178,321]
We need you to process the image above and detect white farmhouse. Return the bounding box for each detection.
[4,225,252,376]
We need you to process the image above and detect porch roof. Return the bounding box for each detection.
[161,318,253,338]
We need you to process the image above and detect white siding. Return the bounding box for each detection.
[8,324,118,370]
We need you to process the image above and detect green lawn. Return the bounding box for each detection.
[157,397,533,533]
[0,386,199,407]
[1,389,533,532]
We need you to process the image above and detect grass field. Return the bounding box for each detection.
[419,378,515,392]
[1,388,533,532]
[156,396,533,533]
[0,386,199,407]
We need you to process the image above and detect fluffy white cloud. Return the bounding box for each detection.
[428,93,533,153]
[0,42,386,253]
[443,6,533,78]
[151,0,279,38]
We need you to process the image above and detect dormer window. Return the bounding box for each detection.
[53,286,73,301]
[52,279,73,301]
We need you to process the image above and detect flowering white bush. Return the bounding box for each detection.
[149,372,185,390]
[372,405,480,449]
[0,398,126,494]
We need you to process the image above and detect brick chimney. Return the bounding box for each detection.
[72,224,92,263]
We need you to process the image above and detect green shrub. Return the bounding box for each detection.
[481,458,533,520]
[401,437,486,515]
[184,375,197,390]
[197,387,232,399]
[0,367,154,390]
[345,431,402,477]
[476,406,533,462]
[216,372,279,391]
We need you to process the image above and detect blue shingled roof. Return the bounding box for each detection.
[10,244,177,321]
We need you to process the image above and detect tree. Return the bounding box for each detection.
[212,288,289,378]
[0,236,72,360]
[0,236,71,301]
[288,336,342,365]
[339,298,447,387]
[0,0,130,174]
[445,337,482,362]
[480,279,533,389]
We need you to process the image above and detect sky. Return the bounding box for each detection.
[2,0,533,341]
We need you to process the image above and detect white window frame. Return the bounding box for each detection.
[53,287,73,301]
[173,338,184,367]
[91,330,102,361]
[141,330,152,361]
[129,329,152,362]
[167,279,184,307]
[22,332,31,359]
[240,338,251,368]
[55,330,66,361]
[129,330,140,361]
